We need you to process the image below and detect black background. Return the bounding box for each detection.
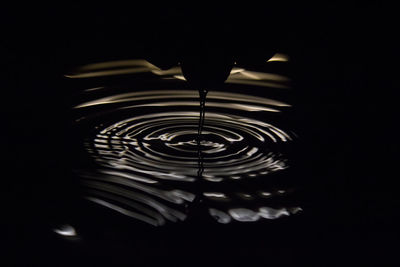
[1,3,398,265]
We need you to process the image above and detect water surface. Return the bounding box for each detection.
[66,55,303,233]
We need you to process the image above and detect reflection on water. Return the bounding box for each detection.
[70,53,302,226]
[210,206,303,224]
[74,90,290,111]
[267,53,290,62]
[66,58,291,88]
[53,224,77,237]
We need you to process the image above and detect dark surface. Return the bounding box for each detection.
[1,3,398,265]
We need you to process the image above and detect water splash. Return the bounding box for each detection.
[69,57,301,226]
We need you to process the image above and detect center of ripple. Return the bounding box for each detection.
[90,111,289,183]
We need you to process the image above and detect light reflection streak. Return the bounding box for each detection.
[108,161,196,182]
[239,193,253,199]
[66,58,290,88]
[65,67,155,78]
[234,70,290,82]
[226,79,290,88]
[124,101,281,112]
[150,66,182,76]
[258,207,290,219]
[207,206,299,223]
[74,90,290,109]
[82,180,187,222]
[75,59,158,71]
[84,86,105,92]
[230,68,245,75]
[83,174,192,204]
[229,208,260,222]
[267,53,290,62]
[173,75,186,81]
[86,196,161,226]
[54,225,77,237]
[87,189,166,224]
[203,192,228,199]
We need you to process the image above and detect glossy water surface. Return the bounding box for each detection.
[64,55,303,237]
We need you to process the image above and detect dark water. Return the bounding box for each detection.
[25,56,320,267]
[4,39,385,265]
[2,51,380,265]
[3,3,397,264]
[2,48,369,264]
[63,56,303,230]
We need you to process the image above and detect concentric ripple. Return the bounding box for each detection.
[89,110,290,183]
[71,58,301,226]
